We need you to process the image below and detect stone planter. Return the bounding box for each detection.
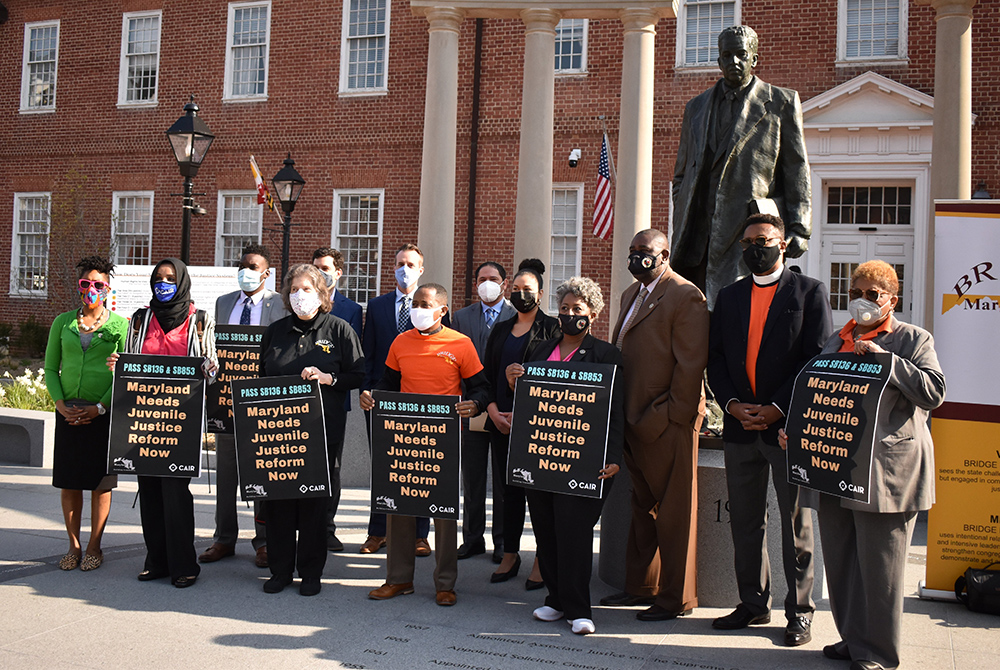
[0,407,55,467]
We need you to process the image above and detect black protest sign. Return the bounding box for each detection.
[507,361,616,499]
[231,376,330,501]
[108,354,205,477]
[785,352,893,503]
[370,391,460,520]
[206,325,266,433]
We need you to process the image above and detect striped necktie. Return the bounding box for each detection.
[615,287,649,350]
[485,307,497,328]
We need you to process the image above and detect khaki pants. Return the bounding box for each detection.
[386,515,458,592]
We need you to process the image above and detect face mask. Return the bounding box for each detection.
[80,286,108,308]
[558,313,590,336]
[289,290,321,317]
[848,298,888,327]
[395,265,421,290]
[237,268,264,292]
[320,270,336,289]
[477,280,503,304]
[153,281,177,302]
[742,244,782,275]
[627,251,661,276]
[409,307,441,332]
[510,291,537,313]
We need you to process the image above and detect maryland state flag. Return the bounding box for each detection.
[249,155,275,211]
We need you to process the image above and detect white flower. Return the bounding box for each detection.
[0,387,6,397]
[27,386,36,395]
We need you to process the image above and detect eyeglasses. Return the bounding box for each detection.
[738,236,782,250]
[78,279,109,291]
[848,288,890,302]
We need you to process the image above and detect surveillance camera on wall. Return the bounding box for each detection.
[568,149,581,168]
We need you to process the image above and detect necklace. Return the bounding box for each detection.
[78,307,107,332]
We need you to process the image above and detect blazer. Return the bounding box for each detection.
[451,298,517,361]
[611,267,709,445]
[214,288,287,327]
[331,288,363,339]
[527,334,625,475]
[707,268,833,445]
[362,289,453,390]
[672,77,811,308]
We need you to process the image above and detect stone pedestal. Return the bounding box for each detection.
[0,408,55,468]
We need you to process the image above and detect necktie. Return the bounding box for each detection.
[397,297,410,334]
[615,287,649,350]
[240,296,252,326]
[485,307,496,328]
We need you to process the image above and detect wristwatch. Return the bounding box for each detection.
[96,403,107,415]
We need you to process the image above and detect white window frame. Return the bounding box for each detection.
[332,188,385,304]
[117,11,162,107]
[549,183,584,314]
[10,192,51,298]
[338,0,391,97]
[216,191,263,266]
[111,191,155,265]
[554,19,588,76]
[223,1,271,103]
[20,20,60,113]
[674,0,739,70]
[836,0,907,65]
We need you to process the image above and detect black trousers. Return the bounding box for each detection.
[461,428,504,546]
[526,487,608,620]
[137,475,199,580]
[325,434,345,536]
[491,429,527,553]
[266,496,328,580]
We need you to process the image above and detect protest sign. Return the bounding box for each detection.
[231,375,330,501]
[206,325,266,433]
[370,391,460,520]
[108,353,205,477]
[785,352,892,503]
[507,361,616,499]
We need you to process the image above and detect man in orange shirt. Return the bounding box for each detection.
[707,214,832,645]
[360,283,489,606]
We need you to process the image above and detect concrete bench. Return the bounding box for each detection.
[0,407,55,468]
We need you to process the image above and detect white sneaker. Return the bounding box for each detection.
[533,606,564,622]
[570,618,596,635]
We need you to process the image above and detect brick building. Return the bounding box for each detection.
[0,0,996,341]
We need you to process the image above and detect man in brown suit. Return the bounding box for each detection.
[601,229,710,620]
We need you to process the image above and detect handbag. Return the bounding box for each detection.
[954,562,1000,615]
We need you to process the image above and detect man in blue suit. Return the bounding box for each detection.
[313,247,364,553]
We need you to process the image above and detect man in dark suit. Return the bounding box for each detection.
[707,214,833,645]
[672,25,811,309]
[450,261,516,562]
[200,243,287,568]
[312,247,364,553]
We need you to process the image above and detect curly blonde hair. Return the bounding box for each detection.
[852,260,899,296]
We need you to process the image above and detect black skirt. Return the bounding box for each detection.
[52,412,116,491]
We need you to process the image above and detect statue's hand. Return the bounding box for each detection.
[784,235,808,258]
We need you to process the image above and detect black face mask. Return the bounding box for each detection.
[510,291,538,313]
[742,244,783,275]
[628,251,661,276]
[558,313,590,336]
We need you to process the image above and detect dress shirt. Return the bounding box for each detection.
[227,289,265,326]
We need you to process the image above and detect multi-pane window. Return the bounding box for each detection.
[341,0,390,93]
[20,21,60,112]
[827,186,911,226]
[217,193,262,266]
[225,2,270,100]
[678,0,736,66]
[549,186,583,314]
[11,194,50,295]
[840,0,905,60]
[118,12,161,105]
[554,19,587,73]
[112,193,154,265]
[334,190,383,304]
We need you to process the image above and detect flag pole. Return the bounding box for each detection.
[598,115,617,187]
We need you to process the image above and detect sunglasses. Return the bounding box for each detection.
[848,288,890,302]
[738,236,782,250]
[78,279,109,291]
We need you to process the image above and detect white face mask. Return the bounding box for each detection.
[395,265,421,290]
[237,268,263,292]
[848,298,888,326]
[289,290,321,317]
[477,280,503,304]
[409,306,441,332]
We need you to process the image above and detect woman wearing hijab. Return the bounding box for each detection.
[108,258,218,588]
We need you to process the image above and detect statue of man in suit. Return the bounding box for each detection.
[672,25,811,310]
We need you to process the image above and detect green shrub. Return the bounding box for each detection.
[17,316,48,357]
[0,368,55,411]
[0,322,12,347]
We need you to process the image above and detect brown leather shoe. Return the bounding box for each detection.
[415,538,432,557]
[436,590,457,606]
[360,535,386,554]
[368,582,415,600]
[254,546,268,568]
[198,543,235,563]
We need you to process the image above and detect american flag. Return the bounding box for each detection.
[592,133,614,240]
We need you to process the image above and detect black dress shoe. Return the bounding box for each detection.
[172,576,197,589]
[600,591,657,607]
[712,603,770,629]
[823,643,851,661]
[525,578,544,591]
[327,534,344,552]
[492,546,504,564]
[457,541,486,560]
[490,555,521,583]
[137,570,169,582]
[263,575,294,594]
[636,605,693,621]
[299,578,322,596]
[784,616,811,646]
[849,662,885,670]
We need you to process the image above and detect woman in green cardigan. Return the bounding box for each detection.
[44,256,128,572]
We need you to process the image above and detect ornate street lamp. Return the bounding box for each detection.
[166,95,215,263]
[271,153,305,281]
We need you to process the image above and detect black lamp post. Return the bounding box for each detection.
[271,153,305,281]
[166,95,215,264]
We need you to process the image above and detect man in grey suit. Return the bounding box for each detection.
[200,243,288,568]
[672,25,811,309]
[450,261,516,562]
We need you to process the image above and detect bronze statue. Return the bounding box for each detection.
[671,25,811,309]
